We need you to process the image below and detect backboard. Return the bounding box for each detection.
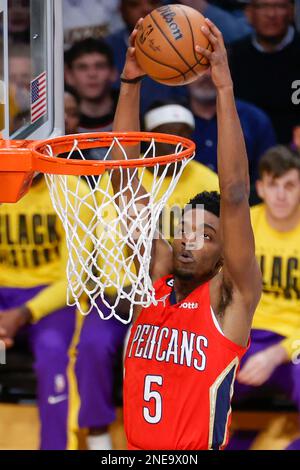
[0,0,64,140]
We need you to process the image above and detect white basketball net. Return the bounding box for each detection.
[44,136,193,324]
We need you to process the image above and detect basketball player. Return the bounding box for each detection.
[112,19,262,450]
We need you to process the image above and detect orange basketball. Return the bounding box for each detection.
[135,4,212,86]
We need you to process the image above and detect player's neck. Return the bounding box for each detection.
[190,98,216,120]
[265,205,300,232]
[80,94,113,118]
[173,277,201,303]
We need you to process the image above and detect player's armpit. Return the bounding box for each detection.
[220,193,262,313]
[217,267,260,347]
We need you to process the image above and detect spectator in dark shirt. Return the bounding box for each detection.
[188,73,276,201]
[180,1,252,43]
[229,0,300,144]
[65,38,118,133]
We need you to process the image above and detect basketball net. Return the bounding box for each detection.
[43,136,193,324]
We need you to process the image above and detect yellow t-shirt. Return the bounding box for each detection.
[0,175,93,322]
[141,160,219,239]
[251,204,300,358]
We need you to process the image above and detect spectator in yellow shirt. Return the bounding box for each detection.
[229,146,300,450]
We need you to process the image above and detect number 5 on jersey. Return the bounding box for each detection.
[143,375,163,424]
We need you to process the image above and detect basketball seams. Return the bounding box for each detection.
[179,6,199,66]
[136,5,212,85]
[150,11,198,77]
[135,39,186,79]
[178,4,211,67]
[152,60,209,82]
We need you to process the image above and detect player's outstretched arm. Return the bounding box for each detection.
[112,20,144,160]
[197,20,261,336]
[110,21,172,309]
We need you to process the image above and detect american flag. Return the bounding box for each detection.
[30,72,47,124]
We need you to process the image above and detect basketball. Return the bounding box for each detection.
[135,4,212,86]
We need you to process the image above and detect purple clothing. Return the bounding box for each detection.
[0,287,128,449]
[229,329,300,450]
[75,308,128,429]
[0,286,76,450]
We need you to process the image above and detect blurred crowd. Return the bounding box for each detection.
[1,0,300,451]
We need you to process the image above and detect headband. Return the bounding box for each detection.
[144,104,195,131]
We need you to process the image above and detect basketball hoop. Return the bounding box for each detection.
[0,133,195,323]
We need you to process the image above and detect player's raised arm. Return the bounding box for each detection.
[197,20,261,326]
[110,21,172,296]
[111,20,144,160]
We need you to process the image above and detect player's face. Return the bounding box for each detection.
[66,54,116,101]
[64,92,80,135]
[256,169,300,220]
[172,209,223,282]
[121,0,162,29]
[246,0,293,40]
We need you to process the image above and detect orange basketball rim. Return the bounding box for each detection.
[0,132,195,203]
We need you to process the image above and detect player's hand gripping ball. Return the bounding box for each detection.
[135,4,212,86]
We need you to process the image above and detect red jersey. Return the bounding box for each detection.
[124,275,248,450]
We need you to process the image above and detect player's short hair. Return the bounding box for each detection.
[65,38,114,68]
[185,191,221,218]
[259,145,300,179]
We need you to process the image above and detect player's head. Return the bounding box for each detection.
[172,191,223,283]
[64,38,117,101]
[144,100,195,163]
[188,73,217,106]
[246,0,294,43]
[64,88,80,135]
[256,145,300,220]
[121,0,162,29]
